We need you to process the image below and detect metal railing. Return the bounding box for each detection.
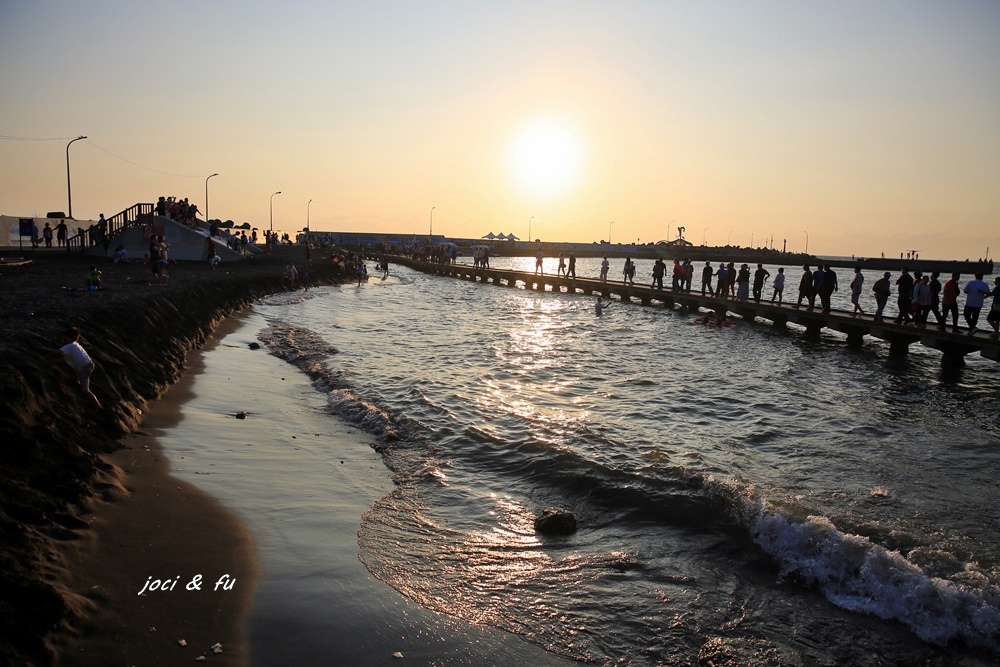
[65,203,154,252]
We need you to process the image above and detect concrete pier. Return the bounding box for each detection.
[391,257,1000,366]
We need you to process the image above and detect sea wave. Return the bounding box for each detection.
[255,317,1000,657]
[742,488,1000,652]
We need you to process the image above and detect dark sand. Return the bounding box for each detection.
[0,246,346,665]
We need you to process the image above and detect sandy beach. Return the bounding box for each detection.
[46,315,258,666]
[0,248,342,664]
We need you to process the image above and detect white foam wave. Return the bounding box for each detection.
[749,508,1000,652]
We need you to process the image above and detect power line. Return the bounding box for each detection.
[85,140,206,178]
[0,134,81,141]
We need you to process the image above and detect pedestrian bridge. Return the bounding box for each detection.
[390,257,1000,367]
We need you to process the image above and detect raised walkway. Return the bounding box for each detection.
[390,257,1000,367]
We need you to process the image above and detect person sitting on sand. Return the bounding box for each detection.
[113,244,128,263]
[86,264,102,289]
[43,326,102,408]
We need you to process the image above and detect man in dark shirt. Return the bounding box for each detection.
[895,268,914,324]
[810,266,825,309]
[819,265,837,312]
[752,264,770,302]
[702,261,714,295]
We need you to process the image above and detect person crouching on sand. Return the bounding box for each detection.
[43,326,102,408]
[86,264,102,289]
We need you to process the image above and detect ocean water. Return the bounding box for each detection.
[178,259,998,665]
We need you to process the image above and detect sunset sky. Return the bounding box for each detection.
[1,1,997,259]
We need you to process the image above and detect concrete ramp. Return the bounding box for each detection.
[83,216,249,263]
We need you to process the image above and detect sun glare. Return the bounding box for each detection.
[507,120,584,200]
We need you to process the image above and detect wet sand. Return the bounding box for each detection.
[47,316,257,666]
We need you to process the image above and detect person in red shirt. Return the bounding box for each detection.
[940,271,961,332]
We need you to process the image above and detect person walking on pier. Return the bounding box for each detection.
[682,260,694,292]
[819,264,840,313]
[651,258,666,290]
[671,259,683,290]
[941,272,961,331]
[771,267,785,303]
[796,265,812,308]
[894,268,915,324]
[929,272,943,326]
[558,253,567,277]
[715,264,728,299]
[873,272,891,321]
[752,264,770,302]
[987,277,1000,337]
[567,252,576,278]
[600,256,610,282]
[810,265,826,309]
[623,257,636,286]
[963,273,991,334]
[535,249,545,275]
[736,264,751,301]
[849,267,865,316]
[912,274,932,326]
[702,261,714,295]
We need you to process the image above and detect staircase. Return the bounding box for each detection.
[65,203,154,252]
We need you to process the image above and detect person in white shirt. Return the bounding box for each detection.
[963,273,991,334]
[770,267,786,304]
[44,326,102,408]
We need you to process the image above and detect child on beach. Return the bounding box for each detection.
[44,327,102,408]
[86,265,102,289]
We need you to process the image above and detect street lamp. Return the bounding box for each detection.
[609,220,615,244]
[529,216,533,243]
[430,206,435,239]
[727,230,733,245]
[307,199,313,232]
[205,173,218,227]
[804,230,809,254]
[703,227,709,245]
[267,190,281,239]
[66,135,86,219]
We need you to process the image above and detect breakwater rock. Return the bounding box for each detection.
[0,249,347,664]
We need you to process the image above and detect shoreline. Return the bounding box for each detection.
[0,248,347,664]
[46,313,257,665]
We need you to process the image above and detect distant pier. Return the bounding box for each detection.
[390,257,1000,367]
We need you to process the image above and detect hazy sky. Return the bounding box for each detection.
[2,0,997,258]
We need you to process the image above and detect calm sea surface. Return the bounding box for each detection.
[175,258,999,665]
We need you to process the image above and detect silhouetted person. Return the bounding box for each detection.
[895,268,914,324]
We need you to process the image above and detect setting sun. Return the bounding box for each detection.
[507,119,584,200]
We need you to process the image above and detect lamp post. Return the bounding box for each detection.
[205,173,218,227]
[269,191,282,232]
[430,206,435,239]
[529,216,533,243]
[804,230,809,254]
[727,230,733,245]
[66,135,86,219]
[269,191,281,252]
[703,227,709,245]
[307,199,312,232]
[609,220,615,244]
